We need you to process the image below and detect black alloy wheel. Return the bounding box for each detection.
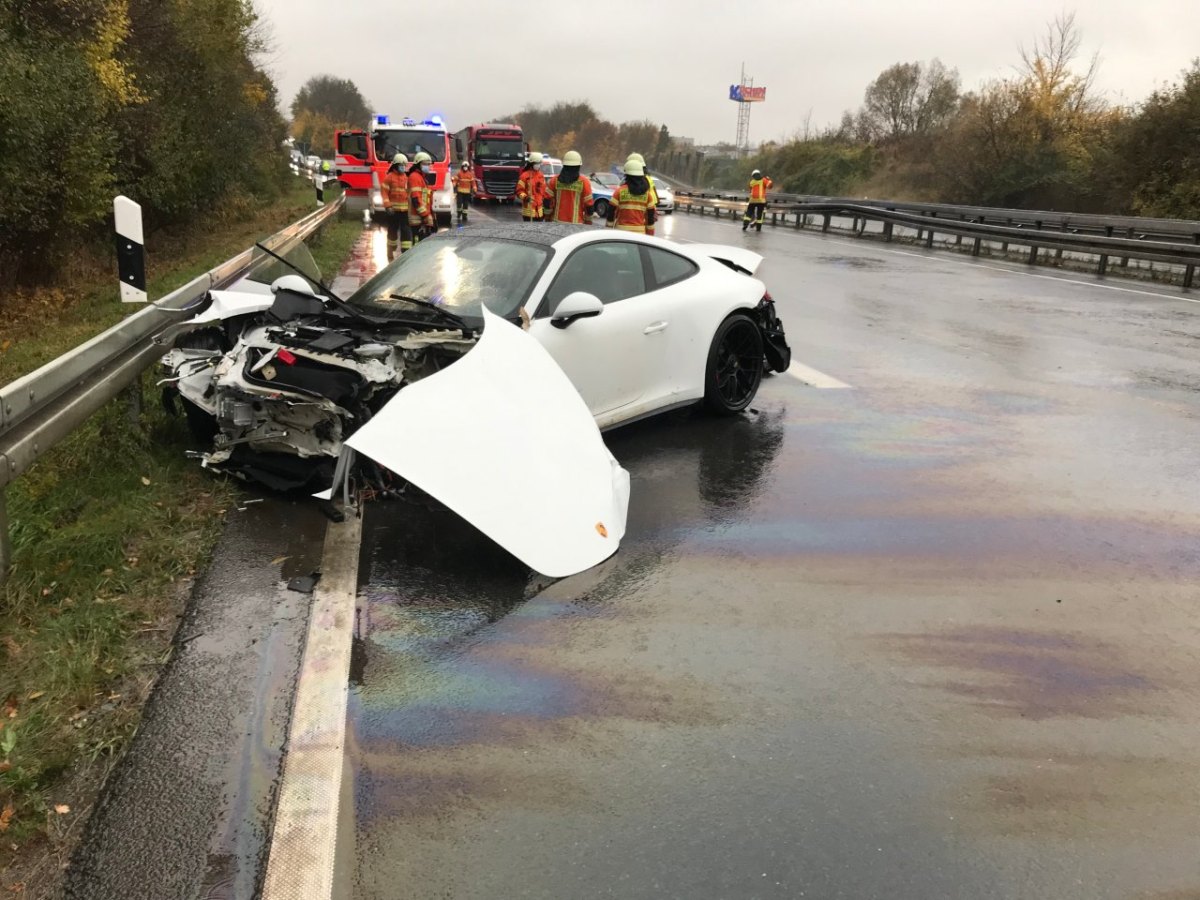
[704,314,764,415]
[593,198,610,219]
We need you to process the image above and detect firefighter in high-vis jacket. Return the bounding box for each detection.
[625,153,658,235]
[381,153,411,259]
[407,151,435,240]
[743,169,773,232]
[516,152,549,222]
[605,159,656,234]
[453,161,473,224]
[545,150,593,224]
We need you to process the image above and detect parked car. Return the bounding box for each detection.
[588,172,622,219]
[160,225,790,574]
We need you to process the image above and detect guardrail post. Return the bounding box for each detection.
[883,221,894,242]
[1121,227,1133,267]
[1098,225,1113,278]
[1056,222,1067,264]
[957,215,966,247]
[1029,244,1039,265]
[926,213,936,249]
[1001,218,1011,254]
[0,490,10,589]
[1186,234,1199,290]
[771,211,778,227]
[822,214,831,233]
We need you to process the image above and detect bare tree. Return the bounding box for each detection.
[861,59,960,140]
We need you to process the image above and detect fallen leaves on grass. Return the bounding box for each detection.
[52,805,70,815]
[0,804,13,832]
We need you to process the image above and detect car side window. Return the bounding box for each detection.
[541,242,648,315]
[643,247,699,290]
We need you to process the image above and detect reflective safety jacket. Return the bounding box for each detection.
[408,169,432,224]
[749,176,773,202]
[546,175,594,224]
[382,169,409,212]
[454,169,474,194]
[607,184,655,233]
[516,168,548,219]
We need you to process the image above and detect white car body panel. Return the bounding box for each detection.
[681,244,764,275]
[344,308,630,577]
[189,288,275,324]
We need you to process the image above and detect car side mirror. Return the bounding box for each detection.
[551,291,604,329]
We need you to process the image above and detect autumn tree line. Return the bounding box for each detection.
[0,0,287,289]
[705,14,1200,220]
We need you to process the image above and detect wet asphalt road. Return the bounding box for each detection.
[64,498,328,900]
[343,206,1200,898]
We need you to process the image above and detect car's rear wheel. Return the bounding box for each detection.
[593,198,610,219]
[704,314,764,415]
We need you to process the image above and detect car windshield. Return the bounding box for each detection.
[374,129,447,162]
[348,236,552,322]
[592,173,621,187]
[475,138,524,160]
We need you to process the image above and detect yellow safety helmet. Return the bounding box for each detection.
[414,151,432,164]
[563,150,582,166]
[527,151,544,165]
[392,153,408,165]
[626,152,646,165]
[624,159,645,176]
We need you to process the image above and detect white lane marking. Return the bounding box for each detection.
[785,360,851,389]
[262,511,362,900]
[809,233,1198,304]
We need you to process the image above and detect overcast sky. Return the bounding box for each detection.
[256,0,1199,145]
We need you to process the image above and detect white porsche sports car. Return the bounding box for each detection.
[160,223,790,575]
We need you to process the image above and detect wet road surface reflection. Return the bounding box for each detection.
[342,209,1200,899]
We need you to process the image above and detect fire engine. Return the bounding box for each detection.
[452,123,527,201]
[334,115,454,226]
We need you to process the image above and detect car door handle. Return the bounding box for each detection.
[643,321,669,335]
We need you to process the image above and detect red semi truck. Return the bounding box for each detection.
[453,123,527,201]
[334,115,454,225]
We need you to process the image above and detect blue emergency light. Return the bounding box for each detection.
[428,115,443,126]
[375,114,389,125]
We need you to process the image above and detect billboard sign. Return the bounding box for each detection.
[729,84,767,102]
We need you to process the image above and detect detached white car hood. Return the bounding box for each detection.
[345,308,630,577]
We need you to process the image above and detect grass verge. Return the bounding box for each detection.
[0,177,362,893]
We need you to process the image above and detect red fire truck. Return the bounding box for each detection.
[334,115,454,226]
[452,123,527,201]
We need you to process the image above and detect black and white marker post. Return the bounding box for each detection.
[113,195,147,303]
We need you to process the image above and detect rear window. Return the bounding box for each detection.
[644,246,698,289]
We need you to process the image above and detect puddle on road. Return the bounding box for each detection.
[816,254,886,269]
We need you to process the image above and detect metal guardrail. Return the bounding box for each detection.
[675,194,1200,289]
[677,190,1200,243]
[0,197,344,582]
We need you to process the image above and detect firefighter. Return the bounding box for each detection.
[516,152,548,222]
[744,169,773,232]
[625,153,658,235]
[605,158,656,234]
[545,150,593,225]
[381,153,411,260]
[453,161,473,224]
[408,151,435,241]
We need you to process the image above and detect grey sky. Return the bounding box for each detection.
[256,0,1199,145]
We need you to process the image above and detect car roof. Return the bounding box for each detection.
[425,222,590,247]
[423,223,706,259]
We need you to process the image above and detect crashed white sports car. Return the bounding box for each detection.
[160,223,790,575]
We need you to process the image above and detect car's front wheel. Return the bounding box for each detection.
[593,198,610,219]
[704,314,764,415]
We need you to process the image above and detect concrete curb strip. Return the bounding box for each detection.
[262,510,362,900]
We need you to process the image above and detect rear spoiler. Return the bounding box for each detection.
[684,243,764,276]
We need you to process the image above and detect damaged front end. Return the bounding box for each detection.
[161,283,476,492]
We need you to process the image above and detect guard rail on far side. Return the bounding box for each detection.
[673,192,1200,290]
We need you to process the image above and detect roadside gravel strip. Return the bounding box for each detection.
[262,510,363,900]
